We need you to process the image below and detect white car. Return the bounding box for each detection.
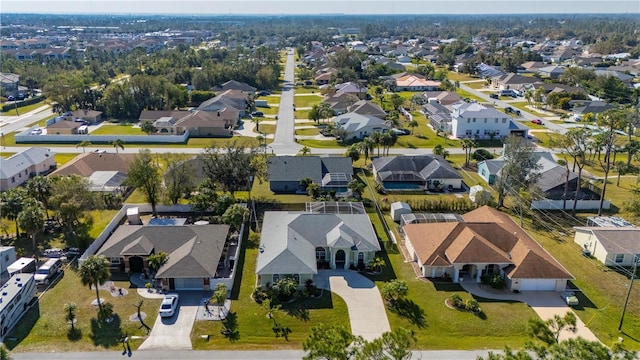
[562,291,579,306]
[159,294,179,317]
[30,128,42,135]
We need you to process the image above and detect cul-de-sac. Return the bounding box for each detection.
[0,4,639,359]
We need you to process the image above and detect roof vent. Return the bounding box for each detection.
[2,292,6,296]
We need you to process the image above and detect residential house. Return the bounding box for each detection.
[537,65,566,79]
[71,109,103,124]
[46,120,82,135]
[198,89,249,117]
[492,73,542,90]
[392,73,441,91]
[347,100,387,118]
[372,155,463,191]
[403,205,574,291]
[256,211,381,288]
[267,156,353,194]
[96,224,231,290]
[423,101,452,132]
[333,112,390,141]
[0,148,56,191]
[323,93,359,115]
[315,72,332,86]
[212,80,256,94]
[450,102,527,139]
[519,61,547,74]
[139,110,191,123]
[477,151,578,197]
[424,91,462,106]
[334,82,368,99]
[174,109,237,137]
[51,152,136,193]
[573,227,640,267]
[571,100,614,121]
[0,73,19,94]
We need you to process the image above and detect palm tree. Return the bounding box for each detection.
[299,146,311,156]
[26,175,52,219]
[79,255,111,311]
[369,256,386,273]
[407,119,418,135]
[76,140,92,153]
[64,302,77,330]
[111,139,125,153]
[345,144,360,163]
[433,144,449,159]
[147,252,169,273]
[212,283,228,319]
[461,138,477,167]
[17,199,45,250]
[370,131,383,157]
[358,138,375,165]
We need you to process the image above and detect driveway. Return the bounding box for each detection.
[461,282,599,342]
[138,292,208,350]
[314,270,391,341]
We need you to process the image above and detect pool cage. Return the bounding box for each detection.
[306,201,366,214]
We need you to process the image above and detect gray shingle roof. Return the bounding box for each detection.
[573,227,640,254]
[0,147,55,179]
[256,212,381,275]
[334,112,388,134]
[372,155,462,182]
[267,156,352,183]
[97,225,229,278]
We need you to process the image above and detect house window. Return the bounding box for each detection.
[465,130,472,136]
[472,118,476,122]
[476,129,480,134]
[316,247,326,261]
[358,252,365,265]
[502,119,507,123]
[11,177,15,183]
[293,274,300,284]
[495,119,498,123]
[614,254,624,263]
[467,119,470,123]
[272,274,280,282]
[110,257,120,265]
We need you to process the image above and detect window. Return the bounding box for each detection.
[614,254,624,263]
[502,119,507,123]
[11,177,15,183]
[293,274,300,284]
[465,130,472,135]
[472,118,476,122]
[476,129,480,134]
[110,257,120,265]
[357,252,365,265]
[495,119,498,123]
[467,119,470,123]
[272,274,280,282]
[316,247,326,261]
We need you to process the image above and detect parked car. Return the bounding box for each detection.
[531,119,544,125]
[159,294,180,317]
[34,258,62,286]
[562,291,579,306]
[17,93,25,100]
[43,248,65,258]
[251,111,264,117]
[64,247,81,258]
[30,128,43,135]
[489,93,499,99]
[7,95,15,101]
[505,107,522,116]
[256,90,271,96]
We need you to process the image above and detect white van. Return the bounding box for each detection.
[34,258,62,286]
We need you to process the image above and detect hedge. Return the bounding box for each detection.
[1,96,45,113]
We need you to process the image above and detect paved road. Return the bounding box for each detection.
[12,349,501,359]
[0,104,53,135]
[138,292,204,350]
[270,48,302,155]
[314,270,391,341]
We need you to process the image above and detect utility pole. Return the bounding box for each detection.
[618,255,639,332]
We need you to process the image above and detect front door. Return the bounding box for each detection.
[335,250,346,269]
[129,256,144,273]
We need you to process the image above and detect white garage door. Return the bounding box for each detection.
[174,278,202,290]
[519,279,557,291]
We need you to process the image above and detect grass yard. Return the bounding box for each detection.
[516,214,640,349]
[531,132,563,148]
[90,124,147,136]
[294,87,321,95]
[455,89,485,103]
[508,102,554,118]
[447,71,479,82]
[298,139,342,148]
[293,94,322,108]
[295,127,321,136]
[518,120,547,130]
[294,109,311,120]
[255,124,276,135]
[7,269,161,352]
[55,153,80,166]
[258,106,280,116]
[191,232,350,350]
[250,176,313,204]
[465,82,486,89]
[0,100,49,116]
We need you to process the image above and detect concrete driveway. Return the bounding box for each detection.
[461,282,598,342]
[314,270,391,341]
[138,292,207,350]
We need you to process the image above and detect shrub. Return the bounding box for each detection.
[465,299,481,313]
[481,273,505,289]
[449,293,464,308]
[472,148,494,162]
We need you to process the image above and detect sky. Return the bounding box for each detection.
[1,0,639,15]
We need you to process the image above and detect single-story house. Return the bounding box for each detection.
[333,112,390,141]
[267,156,353,193]
[491,73,542,90]
[96,224,231,290]
[424,91,462,106]
[571,101,614,121]
[212,80,256,94]
[403,205,574,291]
[393,73,441,91]
[334,82,368,99]
[174,109,237,137]
[47,120,81,135]
[50,152,135,193]
[537,65,566,79]
[478,152,578,199]
[0,147,56,191]
[198,89,249,117]
[573,227,640,267]
[256,211,381,288]
[72,109,103,124]
[372,155,463,191]
[347,100,387,119]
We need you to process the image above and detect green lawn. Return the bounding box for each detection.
[455,89,485,103]
[0,100,49,116]
[191,231,350,350]
[295,127,321,136]
[294,109,311,120]
[531,132,564,148]
[7,269,161,352]
[91,124,147,136]
[508,102,556,118]
[294,87,321,95]
[250,176,313,204]
[465,82,486,89]
[518,120,547,130]
[298,139,342,148]
[256,124,276,135]
[293,94,322,108]
[55,153,80,166]
[258,106,280,116]
[447,71,479,82]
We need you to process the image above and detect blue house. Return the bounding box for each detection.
[267,156,353,194]
[477,159,504,185]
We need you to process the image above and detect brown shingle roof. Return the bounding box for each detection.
[51,152,135,177]
[404,206,573,280]
[47,121,80,129]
